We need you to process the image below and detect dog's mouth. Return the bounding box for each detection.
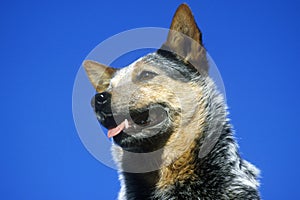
[106,104,169,138]
[130,104,169,128]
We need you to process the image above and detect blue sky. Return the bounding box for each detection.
[1,0,300,199]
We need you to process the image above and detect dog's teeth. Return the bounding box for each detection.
[124,119,129,129]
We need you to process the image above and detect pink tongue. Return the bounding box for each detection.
[107,120,128,138]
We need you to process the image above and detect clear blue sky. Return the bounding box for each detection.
[1,0,300,199]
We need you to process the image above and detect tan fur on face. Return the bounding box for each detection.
[110,60,200,114]
[110,58,207,186]
[157,84,206,189]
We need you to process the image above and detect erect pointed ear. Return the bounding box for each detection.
[161,3,208,73]
[83,60,116,93]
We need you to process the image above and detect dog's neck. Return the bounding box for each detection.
[121,170,159,199]
[117,121,258,200]
[119,124,233,199]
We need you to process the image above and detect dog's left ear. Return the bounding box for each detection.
[83,60,116,93]
[161,4,208,73]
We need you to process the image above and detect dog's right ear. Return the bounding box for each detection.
[161,3,208,74]
[83,60,116,92]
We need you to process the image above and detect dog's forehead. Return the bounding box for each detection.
[110,57,143,88]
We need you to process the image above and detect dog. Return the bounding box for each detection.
[83,3,260,200]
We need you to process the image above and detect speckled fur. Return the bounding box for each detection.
[83,3,261,200]
[111,53,260,200]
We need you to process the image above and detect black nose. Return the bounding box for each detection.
[95,92,111,105]
[91,92,116,129]
[92,92,111,109]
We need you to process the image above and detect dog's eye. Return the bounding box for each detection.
[137,71,158,81]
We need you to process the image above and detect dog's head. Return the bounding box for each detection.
[83,4,208,153]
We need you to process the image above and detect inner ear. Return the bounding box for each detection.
[83,60,116,92]
[169,3,203,45]
[160,3,208,74]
